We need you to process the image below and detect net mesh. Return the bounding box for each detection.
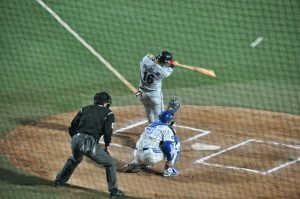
[0,0,299,198]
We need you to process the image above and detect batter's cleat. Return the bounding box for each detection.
[163,167,178,177]
[109,188,125,198]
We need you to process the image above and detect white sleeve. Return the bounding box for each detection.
[163,127,175,142]
[161,66,173,78]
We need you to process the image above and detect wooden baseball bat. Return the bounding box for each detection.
[174,61,216,78]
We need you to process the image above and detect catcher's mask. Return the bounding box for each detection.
[159,110,175,126]
[94,91,112,108]
[156,51,174,65]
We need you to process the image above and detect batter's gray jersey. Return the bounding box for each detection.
[138,54,174,123]
[139,54,173,92]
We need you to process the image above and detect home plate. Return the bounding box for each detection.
[191,143,221,150]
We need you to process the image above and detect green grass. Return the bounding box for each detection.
[0,0,299,198]
[0,156,129,199]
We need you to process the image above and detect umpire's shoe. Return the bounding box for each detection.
[109,188,125,198]
[53,179,64,188]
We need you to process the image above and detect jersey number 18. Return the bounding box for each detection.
[143,71,154,84]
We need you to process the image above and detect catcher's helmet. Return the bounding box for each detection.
[156,51,174,64]
[159,110,175,125]
[94,91,112,107]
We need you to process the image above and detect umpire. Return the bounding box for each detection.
[54,91,124,198]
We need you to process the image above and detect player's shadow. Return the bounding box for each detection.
[114,132,137,149]
[0,167,107,195]
[0,167,51,186]
[140,168,163,176]
[16,118,69,133]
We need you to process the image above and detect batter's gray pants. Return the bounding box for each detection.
[140,90,164,123]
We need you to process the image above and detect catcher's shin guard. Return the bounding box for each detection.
[171,150,180,168]
[171,139,181,167]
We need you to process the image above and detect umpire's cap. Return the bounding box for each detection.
[94,91,112,106]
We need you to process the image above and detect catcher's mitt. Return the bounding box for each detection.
[167,96,181,114]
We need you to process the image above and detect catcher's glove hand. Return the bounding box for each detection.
[167,96,181,113]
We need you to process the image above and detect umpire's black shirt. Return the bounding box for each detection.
[69,104,115,146]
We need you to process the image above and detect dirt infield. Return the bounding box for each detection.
[1,105,299,198]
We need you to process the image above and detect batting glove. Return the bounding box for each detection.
[135,89,142,99]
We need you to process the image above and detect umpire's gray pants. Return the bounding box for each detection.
[56,133,118,192]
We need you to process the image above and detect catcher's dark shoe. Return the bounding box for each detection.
[128,164,141,173]
[54,179,63,188]
[109,188,125,198]
[122,162,141,173]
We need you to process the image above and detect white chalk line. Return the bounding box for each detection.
[191,143,220,150]
[264,158,299,175]
[182,132,210,143]
[99,120,148,147]
[196,139,254,163]
[174,124,211,143]
[196,139,300,175]
[99,141,122,148]
[200,162,262,174]
[113,120,148,135]
[254,139,300,149]
[110,120,211,147]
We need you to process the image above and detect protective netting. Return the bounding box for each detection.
[0,0,299,198]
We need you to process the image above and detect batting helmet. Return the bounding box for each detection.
[159,110,175,125]
[156,51,174,64]
[94,91,112,107]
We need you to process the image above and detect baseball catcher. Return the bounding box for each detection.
[123,110,180,176]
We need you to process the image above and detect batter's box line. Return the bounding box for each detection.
[112,120,211,140]
[113,120,148,135]
[195,139,300,175]
[174,124,210,143]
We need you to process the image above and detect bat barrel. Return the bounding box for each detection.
[174,61,216,78]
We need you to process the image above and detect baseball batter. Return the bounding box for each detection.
[124,110,180,176]
[136,51,175,123]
